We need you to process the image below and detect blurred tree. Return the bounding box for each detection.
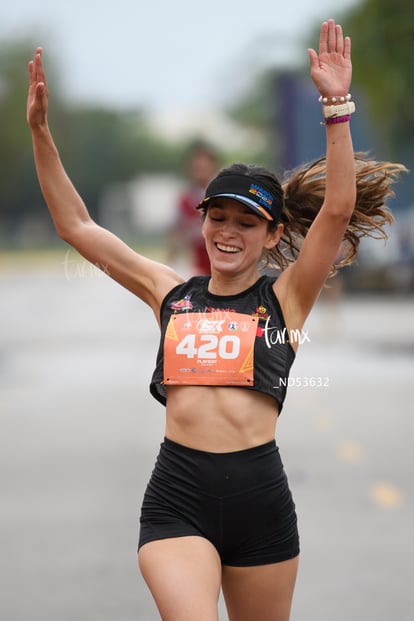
[0,37,190,246]
[339,0,414,156]
[56,107,181,221]
[227,0,414,164]
[225,68,277,167]
[0,39,50,238]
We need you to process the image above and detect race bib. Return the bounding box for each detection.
[164,312,257,386]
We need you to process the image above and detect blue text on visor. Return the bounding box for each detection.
[197,174,282,222]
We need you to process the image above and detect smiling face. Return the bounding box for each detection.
[202,198,283,277]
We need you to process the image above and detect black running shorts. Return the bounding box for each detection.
[138,437,299,566]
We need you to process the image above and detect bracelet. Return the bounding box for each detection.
[323,101,356,119]
[325,114,351,125]
[319,93,351,105]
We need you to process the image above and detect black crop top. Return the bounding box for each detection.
[150,275,296,413]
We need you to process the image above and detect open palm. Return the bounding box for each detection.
[308,19,352,97]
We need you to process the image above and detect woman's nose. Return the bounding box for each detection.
[219,220,236,236]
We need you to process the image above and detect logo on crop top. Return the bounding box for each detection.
[252,305,269,320]
[170,295,193,311]
[251,305,269,337]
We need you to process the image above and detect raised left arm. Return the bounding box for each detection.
[276,19,356,330]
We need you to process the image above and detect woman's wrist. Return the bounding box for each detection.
[318,93,355,126]
[322,101,355,119]
[30,121,51,138]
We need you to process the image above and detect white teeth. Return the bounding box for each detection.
[216,243,240,253]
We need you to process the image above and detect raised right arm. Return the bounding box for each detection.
[27,48,183,316]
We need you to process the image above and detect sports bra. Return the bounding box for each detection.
[150,275,296,413]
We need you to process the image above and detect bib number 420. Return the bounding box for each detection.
[176,333,240,360]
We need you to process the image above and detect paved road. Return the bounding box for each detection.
[1,253,413,620]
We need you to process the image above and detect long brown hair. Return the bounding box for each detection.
[210,156,407,277]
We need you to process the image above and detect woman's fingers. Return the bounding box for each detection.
[27,47,48,127]
[28,48,45,88]
[335,24,344,55]
[307,47,319,70]
[343,35,351,60]
[34,48,46,86]
[319,19,347,57]
[319,20,329,55]
[327,19,337,53]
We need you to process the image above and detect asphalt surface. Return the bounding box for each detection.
[1,253,413,620]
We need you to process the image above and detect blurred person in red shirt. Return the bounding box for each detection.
[168,141,219,275]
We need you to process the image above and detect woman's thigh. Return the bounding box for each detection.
[222,555,299,621]
[138,535,222,621]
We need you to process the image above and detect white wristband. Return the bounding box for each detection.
[323,101,356,119]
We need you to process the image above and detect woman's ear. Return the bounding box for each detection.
[264,223,284,250]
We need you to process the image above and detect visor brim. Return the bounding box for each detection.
[199,193,274,221]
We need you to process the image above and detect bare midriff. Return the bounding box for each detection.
[164,385,279,453]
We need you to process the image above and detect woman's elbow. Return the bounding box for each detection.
[324,194,356,220]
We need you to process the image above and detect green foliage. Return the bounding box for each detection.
[0,40,39,216]
[227,70,273,132]
[0,37,193,244]
[226,0,414,163]
[342,0,414,154]
[223,69,277,167]
[6,0,410,247]
[54,107,181,219]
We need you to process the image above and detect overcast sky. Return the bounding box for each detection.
[1,0,359,112]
